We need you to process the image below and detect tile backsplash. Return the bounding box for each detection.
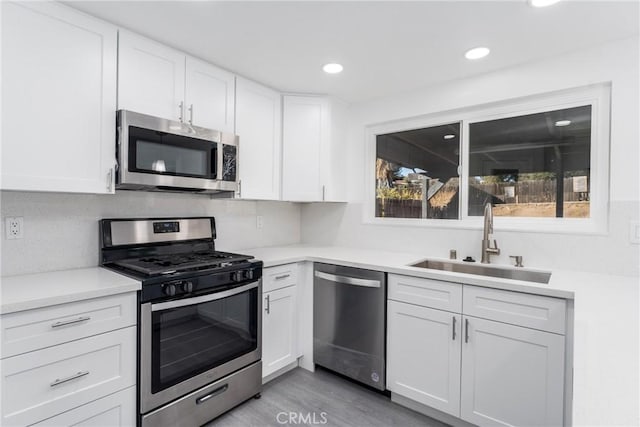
[0,191,300,276]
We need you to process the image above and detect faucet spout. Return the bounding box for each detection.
[481,203,500,264]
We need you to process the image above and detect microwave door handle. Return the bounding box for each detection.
[151,282,258,312]
[217,141,223,180]
[211,143,218,180]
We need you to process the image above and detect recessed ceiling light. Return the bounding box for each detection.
[465,47,490,60]
[555,120,571,127]
[529,0,561,7]
[443,134,456,140]
[323,63,343,74]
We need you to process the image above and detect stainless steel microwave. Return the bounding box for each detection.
[116,110,238,195]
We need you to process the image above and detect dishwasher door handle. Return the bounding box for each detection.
[314,271,381,288]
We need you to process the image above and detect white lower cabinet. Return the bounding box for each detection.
[1,292,137,427]
[387,301,461,416]
[262,285,298,378]
[387,275,568,427]
[460,316,565,427]
[33,387,135,427]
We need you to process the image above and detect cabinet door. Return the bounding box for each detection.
[387,301,462,417]
[235,78,282,200]
[1,1,117,194]
[323,98,347,202]
[185,56,235,132]
[282,96,329,201]
[262,286,298,377]
[118,30,185,121]
[461,316,565,427]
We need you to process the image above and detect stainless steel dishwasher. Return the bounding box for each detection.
[313,263,386,390]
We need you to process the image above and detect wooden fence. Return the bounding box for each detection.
[471,178,589,204]
[376,178,588,218]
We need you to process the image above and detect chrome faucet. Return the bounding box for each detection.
[481,203,500,264]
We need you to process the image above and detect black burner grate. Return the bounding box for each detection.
[112,250,251,276]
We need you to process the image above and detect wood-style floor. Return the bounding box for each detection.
[208,367,448,427]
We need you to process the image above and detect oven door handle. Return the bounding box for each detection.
[151,282,259,311]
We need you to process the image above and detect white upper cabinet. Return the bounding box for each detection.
[118,31,235,132]
[1,1,117,194]
[282,95,327,201]
[235,78,282,200]
[282,95,347,202]
[117,30,185,122]
[185,57,235,132]
[324,98,347,202]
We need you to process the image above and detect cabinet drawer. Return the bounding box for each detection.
[389,274,462,313]
[33,386,136,427]
[463,286,566,334]
[263,264,297,292]
[1,326,136,426]
[1,292,136,358]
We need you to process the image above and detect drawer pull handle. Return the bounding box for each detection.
[452,316,456,341]
[50,370,89,387]
[274,274,290,280]
[465,319,470,343]
[51,316,91,328]
[196,384,229,405]
[265,295,271,314]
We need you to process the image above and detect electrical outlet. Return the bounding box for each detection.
[256,216,264,230]
[630,221,640,245]
[5,217,24,239]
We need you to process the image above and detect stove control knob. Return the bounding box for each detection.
[243,270,254,281]
[231,271,242,282]
[163,283,177,297]
[181,281,194,293]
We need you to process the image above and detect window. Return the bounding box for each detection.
[366,84,610,233]
[376,123,460,219]
[468,105,591,218]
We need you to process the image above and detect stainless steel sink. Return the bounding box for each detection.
[408,259,551,284]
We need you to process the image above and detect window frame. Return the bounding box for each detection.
[364,83,611,234]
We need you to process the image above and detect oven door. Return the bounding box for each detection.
[140,281,261,414]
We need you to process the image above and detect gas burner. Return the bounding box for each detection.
[111,250,252,277]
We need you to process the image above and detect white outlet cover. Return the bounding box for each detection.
[256,216,264,229]
[630,221,640,245]
[5,217,24,239]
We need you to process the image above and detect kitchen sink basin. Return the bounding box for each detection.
[408,259,551,284]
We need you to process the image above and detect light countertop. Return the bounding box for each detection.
[241,244,640,427]
[0,267,141,314]
[0,246,636,425]
[244,244,588,299]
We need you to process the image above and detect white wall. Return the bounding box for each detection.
[0,191,301,276]
[302,37,640,276]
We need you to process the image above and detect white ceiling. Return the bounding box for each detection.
[67,1,639,103]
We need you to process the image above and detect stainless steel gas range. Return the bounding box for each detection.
[100,217,262,426]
